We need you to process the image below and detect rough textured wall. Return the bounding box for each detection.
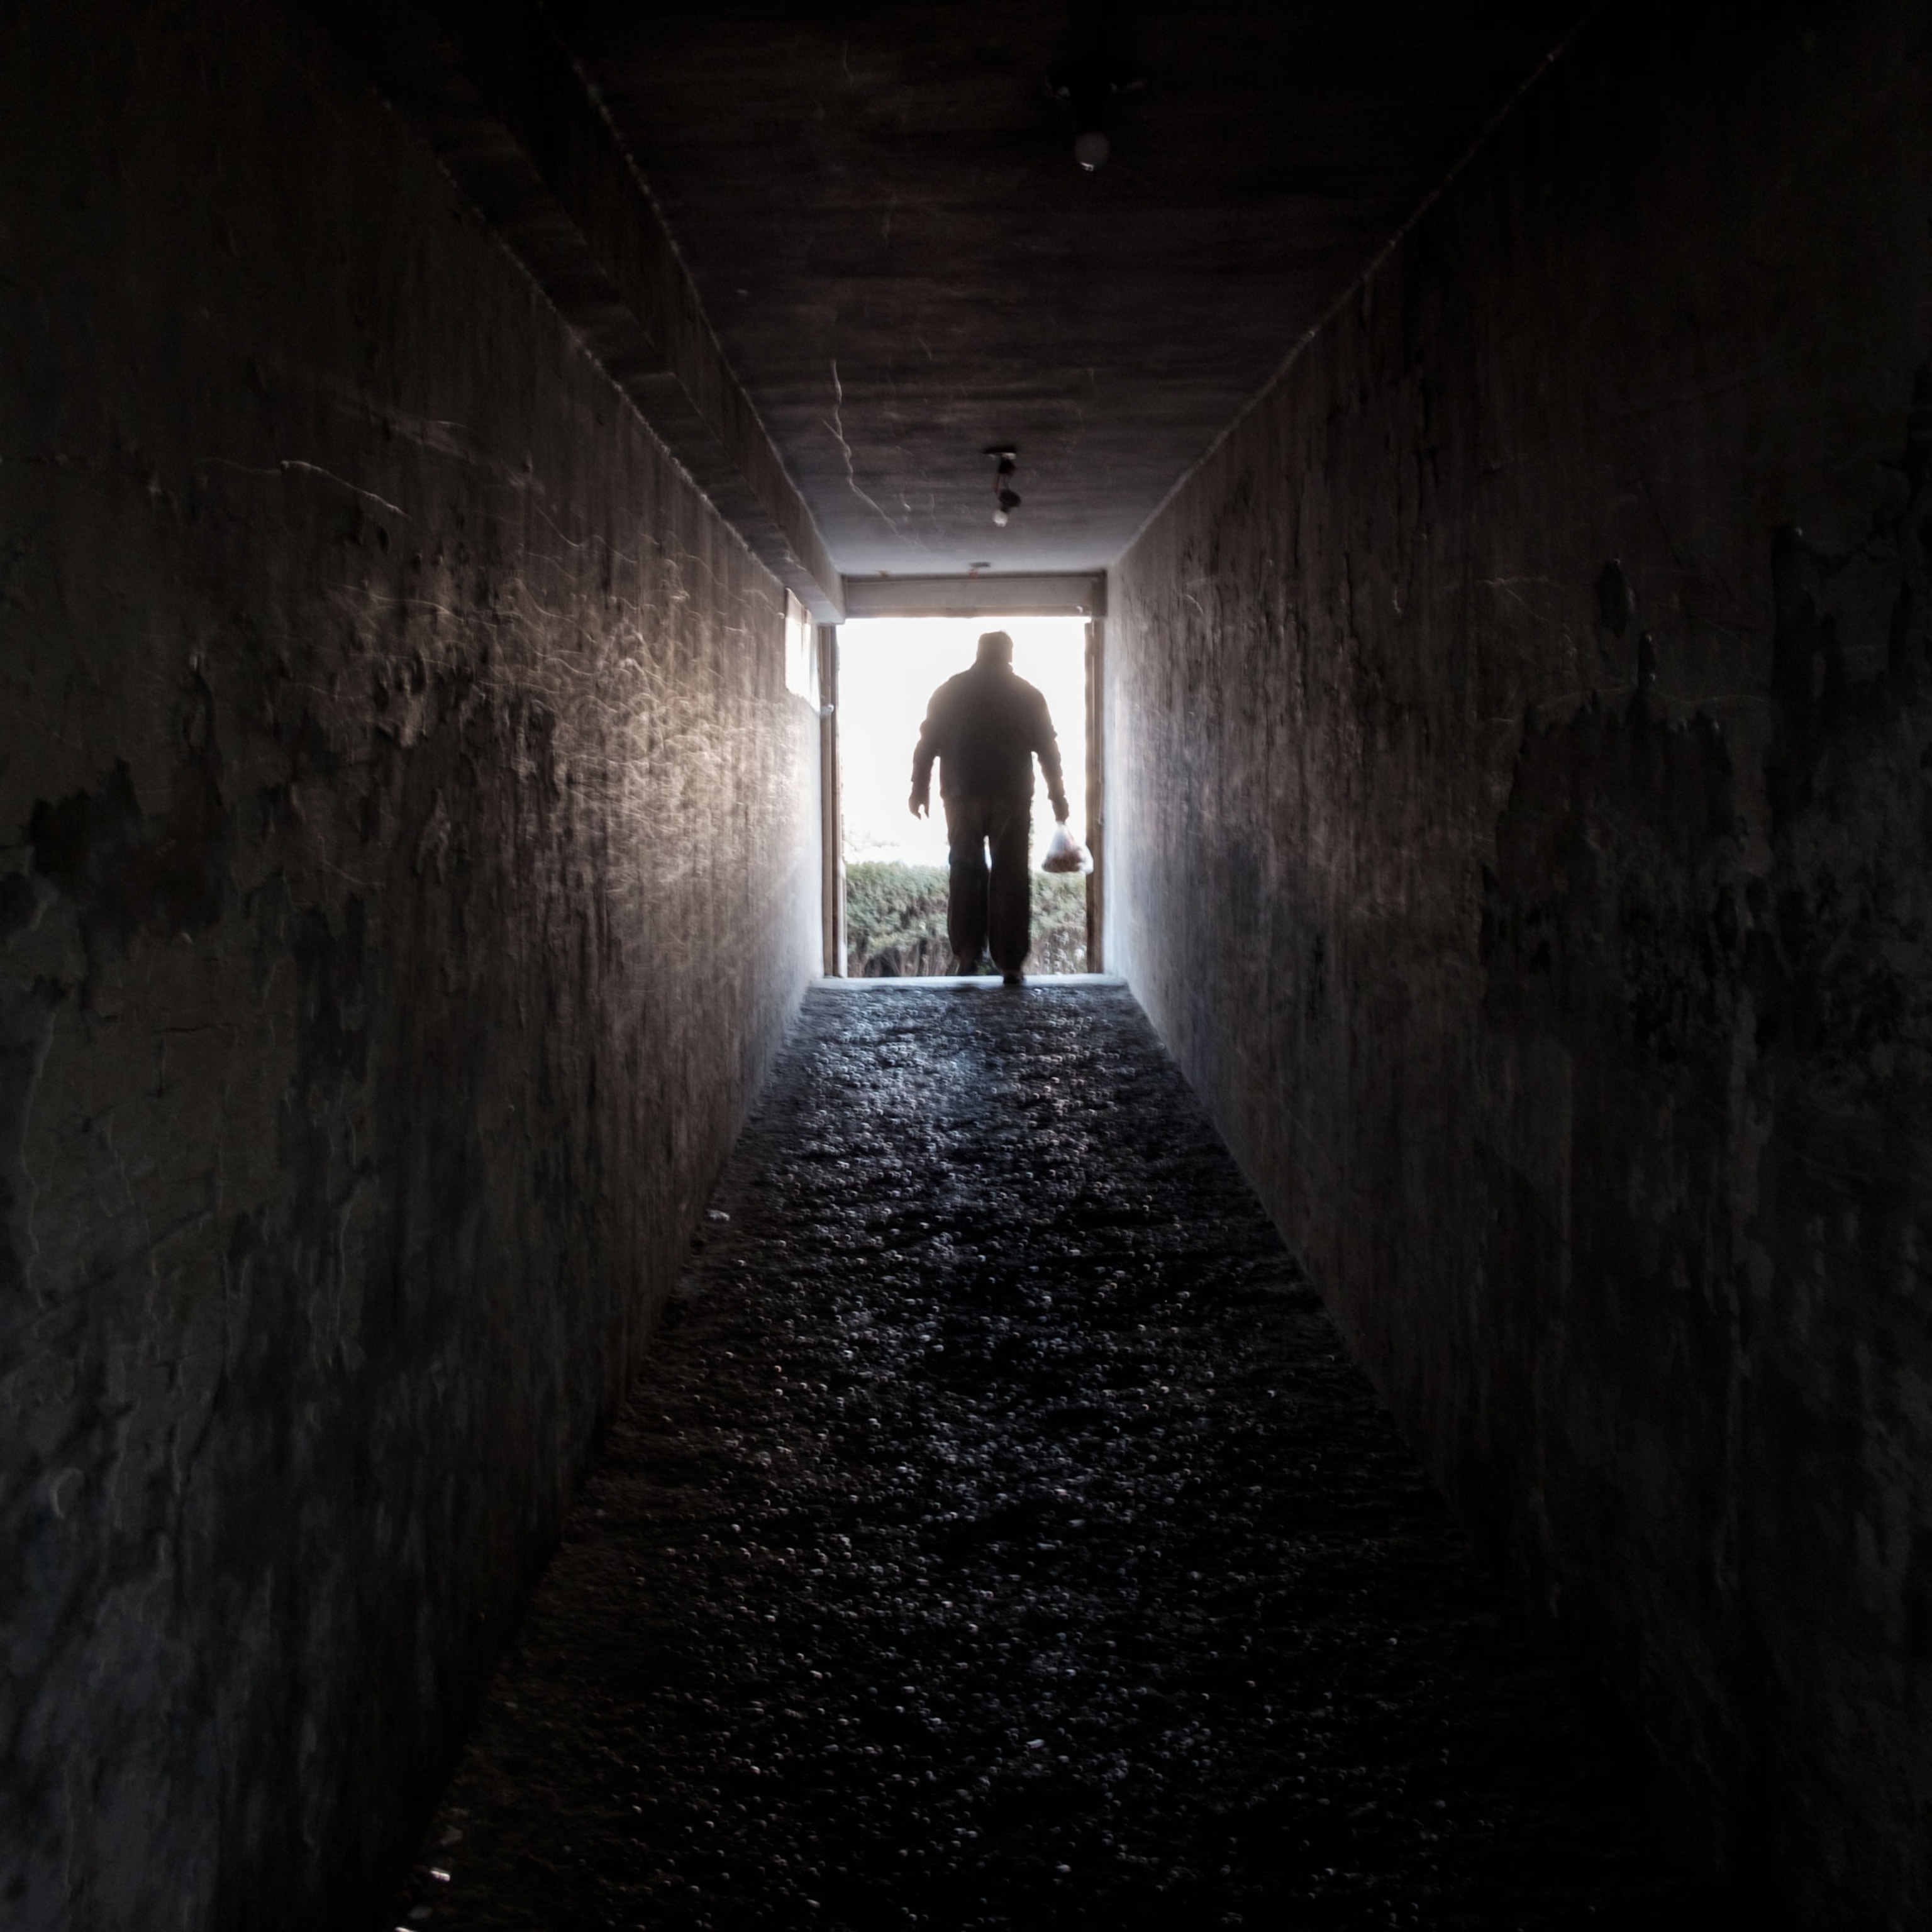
[1108,6,1932,1924]
[0,3,820,1926]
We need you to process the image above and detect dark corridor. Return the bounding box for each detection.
[5,4,1930,1929]
[395,985,1704,1929]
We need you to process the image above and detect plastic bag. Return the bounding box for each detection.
[1041,822,1093,875]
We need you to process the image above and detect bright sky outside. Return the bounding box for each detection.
[837,616,1089,869]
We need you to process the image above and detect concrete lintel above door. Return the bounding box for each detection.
[841,575,1106,621]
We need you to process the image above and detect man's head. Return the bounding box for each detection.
[975,630,1014,667]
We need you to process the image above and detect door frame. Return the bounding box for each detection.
[817,623,845,974]
[823,572,1106,977]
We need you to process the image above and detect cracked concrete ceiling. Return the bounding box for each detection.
[555,3,1581,576]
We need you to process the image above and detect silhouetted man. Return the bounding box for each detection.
[909,630,1068,983]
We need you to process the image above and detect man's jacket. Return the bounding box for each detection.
[911,662,1066,808]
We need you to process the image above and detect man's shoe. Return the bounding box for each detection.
[1002,970,1024,985]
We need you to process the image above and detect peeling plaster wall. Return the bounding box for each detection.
[0,3,820,1926]
[1108,6,1932,1924]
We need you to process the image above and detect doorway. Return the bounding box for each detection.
[830,613,1099,977]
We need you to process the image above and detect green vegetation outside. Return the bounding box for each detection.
[844,860,1088,977]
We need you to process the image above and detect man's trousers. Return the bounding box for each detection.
[943,793,1032,974]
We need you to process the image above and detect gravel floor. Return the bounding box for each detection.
[396,982,1711,1930]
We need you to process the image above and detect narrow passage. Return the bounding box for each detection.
[402,984,1705,1929]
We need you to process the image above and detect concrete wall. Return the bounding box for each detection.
[0,3,821,1926]
[1108,5,1932,1924]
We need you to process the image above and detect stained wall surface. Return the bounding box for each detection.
[1108,6,1932,1925]
[0,3,820,1926]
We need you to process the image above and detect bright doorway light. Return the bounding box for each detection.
[837,615,1090,977]
[838,616,1088,865]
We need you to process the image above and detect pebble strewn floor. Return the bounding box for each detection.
[397,983,1710,1930]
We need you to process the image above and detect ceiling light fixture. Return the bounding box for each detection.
[1049,45,1142,173]
[985,447,1021,527]
[1072,128,1110,171]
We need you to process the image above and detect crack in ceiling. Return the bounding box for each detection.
[554,1,1585,577]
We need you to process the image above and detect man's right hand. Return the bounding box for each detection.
[909,786,929,819]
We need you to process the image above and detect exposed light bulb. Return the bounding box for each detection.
[984,446,1021,526]
[1074,129,1110,171]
